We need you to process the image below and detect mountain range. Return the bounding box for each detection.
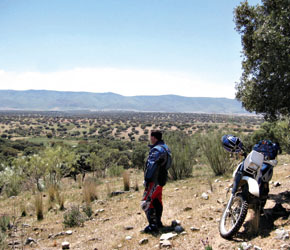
[0,90,246,114]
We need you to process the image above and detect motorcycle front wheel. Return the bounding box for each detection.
[219,193,248,239]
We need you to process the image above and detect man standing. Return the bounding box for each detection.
[141,130,171,233]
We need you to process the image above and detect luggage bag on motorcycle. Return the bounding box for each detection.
[253,140,278,160]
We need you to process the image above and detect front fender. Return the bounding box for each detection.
[242,176,259,197]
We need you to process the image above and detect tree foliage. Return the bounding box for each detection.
[234,0,290,120]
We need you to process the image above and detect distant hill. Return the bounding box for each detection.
[0,90,246,114]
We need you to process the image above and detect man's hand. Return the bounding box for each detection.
[140,200,150,212]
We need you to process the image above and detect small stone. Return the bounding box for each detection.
[214,179,220,183]
[240,242,252,250]
[254,246,262,250]
[180,231,187,235]
[190,227,200,232]
[117,244,123,248]
[160,239,172,248]
[125,236,132,240]
[160,232,178,241]
[139,238,149,245]
[201,192,209,200]
[22,223,31,228]
[183,207,192,211]
[217,198,223,204]
[193,194,198,198]
[174,188,179,191]
[280,243,290,250]
[66,230,73,235]
[174,226,184,233]
[124,226,134,230]
[62,241,70,249]
[187,216,192,219]
[274,181,281,187]
[275,228,289,240]
[25,237,36,245]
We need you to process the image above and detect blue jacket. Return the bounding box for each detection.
[144,140,171,184]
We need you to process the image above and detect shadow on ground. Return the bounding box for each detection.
[234,191,290,242]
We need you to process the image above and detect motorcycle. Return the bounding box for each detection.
[219,143,278,239]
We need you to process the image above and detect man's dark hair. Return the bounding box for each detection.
[151,130,162,141]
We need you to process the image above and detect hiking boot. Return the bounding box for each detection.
[157,221,164,228]
[143,224,158,233]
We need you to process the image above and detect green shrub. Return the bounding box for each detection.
[0,230,7,250]
[199,132,233,176]
[0,215,10,232]
[164,131,196,180]
[63,206,85,228]
[83,205,93,219]
[108,165,124,177]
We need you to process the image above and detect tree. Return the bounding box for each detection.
[85,152,102,177]
[234,0,290,120]
[132,144,147,169]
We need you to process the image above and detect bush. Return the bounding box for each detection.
[108,165,124,177]
[199,132,233,176]
[164,131,196,180]
[83,205,93,219]
[0,215,10,232]
[63,206,85,228]
[0,230,7,250]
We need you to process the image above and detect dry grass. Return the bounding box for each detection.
[35,193,44,221]
[47,184,57,202]
[56,190,65,211]
[82,178,98,203]
[0,156,288,249]
[134,177,139,192]
[123,170,130,191]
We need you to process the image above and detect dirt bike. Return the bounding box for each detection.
[219,149,278,239]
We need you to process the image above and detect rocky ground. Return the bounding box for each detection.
[1,156,289,250]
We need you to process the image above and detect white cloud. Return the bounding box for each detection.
[0,67,235,98]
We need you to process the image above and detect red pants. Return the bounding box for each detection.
[143,182,163,226]
[143,182,163,207]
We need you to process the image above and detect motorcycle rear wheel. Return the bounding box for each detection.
[219,193,248,239]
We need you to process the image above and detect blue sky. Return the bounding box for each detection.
[0,0,260,98]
